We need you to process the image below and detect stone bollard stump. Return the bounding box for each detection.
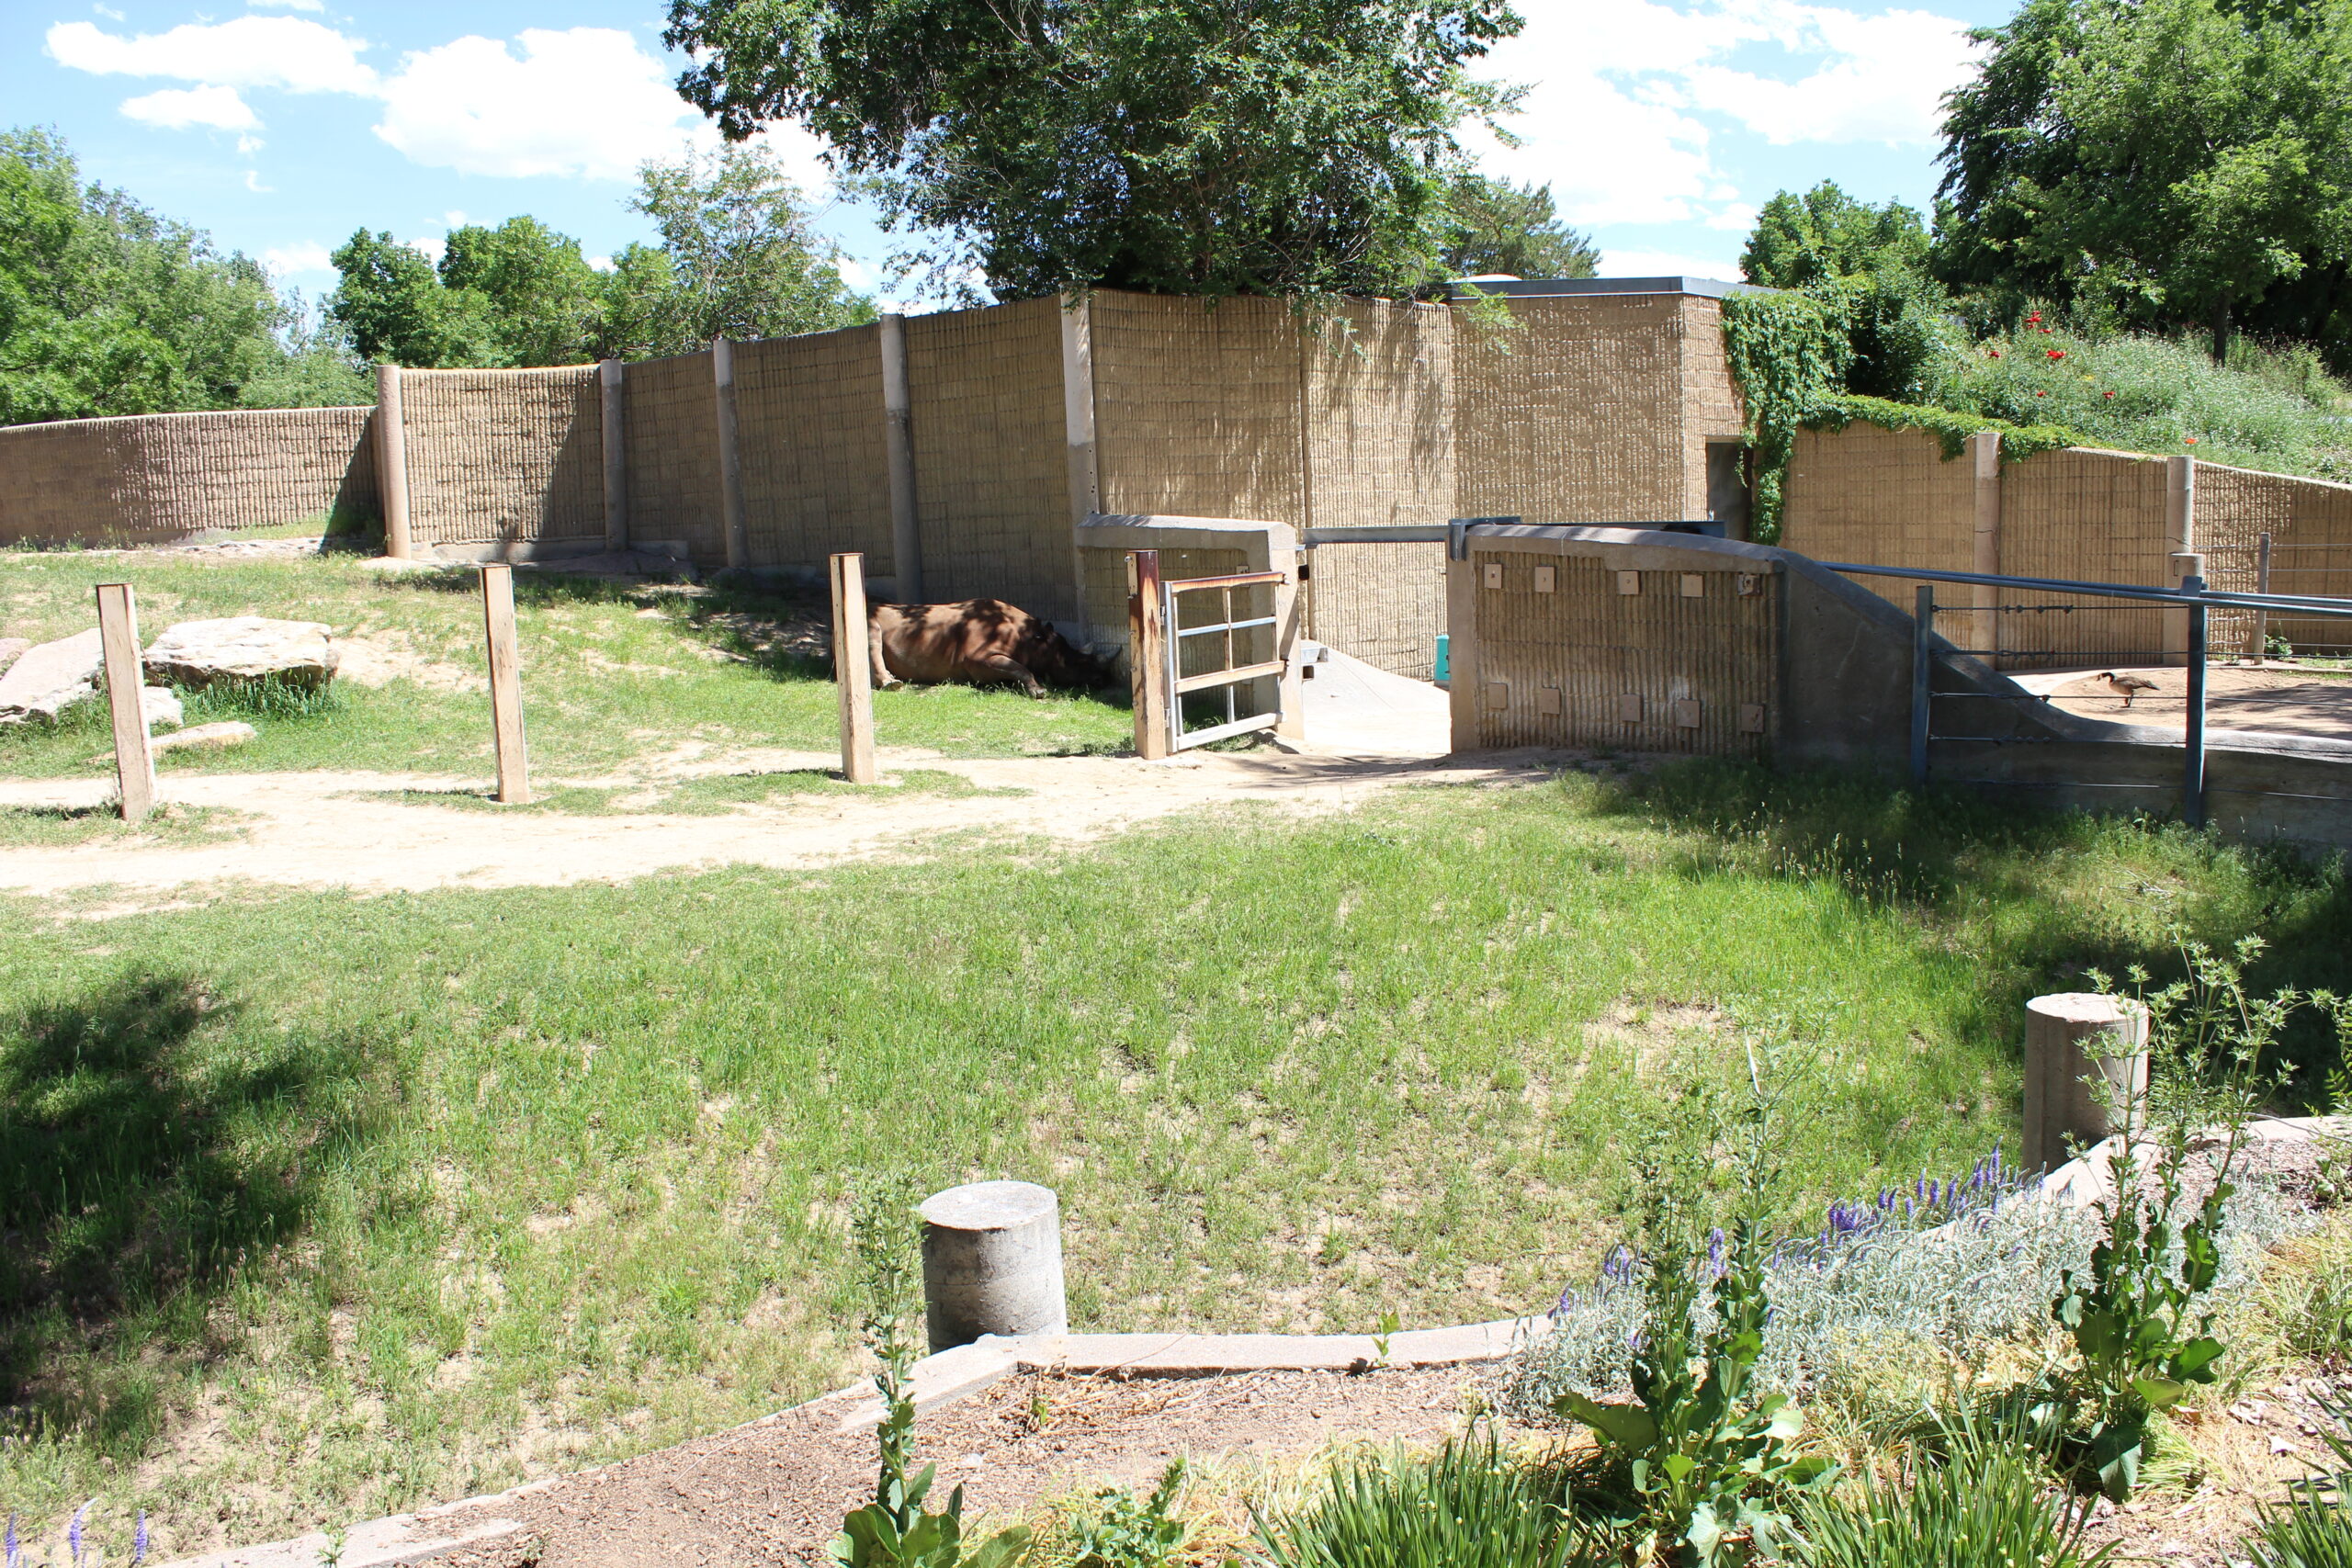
[2023,992,2150,1172]
[920,1180,1068,1353]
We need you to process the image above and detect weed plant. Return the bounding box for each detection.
[1250,1427,1577,1568]
[1059,1460,1189,1568]
[2246,1384,2352,1568]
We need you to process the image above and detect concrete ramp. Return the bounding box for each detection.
[1291,644,1451,758]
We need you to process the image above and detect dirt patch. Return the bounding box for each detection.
[334,630,485,693]
[2041,665,2352,739]
[0,748,1567,906]
[459,1366,1494,1568]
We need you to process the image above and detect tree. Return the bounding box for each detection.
[326,231,494,368]
[0,126,292,423]
[608,144,872,355]
[1935,0,2352,362]
[1441,175,1598,280]
[1743,182,1958,401]
[662,0,1524,302]
[440,217,605,366]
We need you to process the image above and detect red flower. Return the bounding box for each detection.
[2045,348,2066,360]
[2185,436,2199,445]
[2104,389,2116,399]
[2027,312,2042,323]
[1987,347,2003,359]
[2036,389,2048,397]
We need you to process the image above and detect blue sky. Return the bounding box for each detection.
[6,0,2022,311]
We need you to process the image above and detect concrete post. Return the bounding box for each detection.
[919,1180,1068,1352]
[2023,993,2149,1171]
[1968,432,2001,661]
[1059,293,1101,641]
[713,337,749,570]
[2164,456,2197,666]
[375,365,412,560]
[600,359,628,553]
[880,314,922,603]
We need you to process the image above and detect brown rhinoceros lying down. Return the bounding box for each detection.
[865,599,1113,697]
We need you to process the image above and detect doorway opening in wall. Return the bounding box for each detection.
[1707,439,1751,540]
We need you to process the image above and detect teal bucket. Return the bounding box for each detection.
[1434,633,1450,683]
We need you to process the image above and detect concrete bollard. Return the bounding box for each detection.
[2023,992,2150,1171]
[920,1180,1068,1352]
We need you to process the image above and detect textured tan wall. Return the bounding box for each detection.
[2196,462,2352,652]
[0,405,376,547]
[1997,447,2176,666]
[1679,297,1747,519]
[1092,293,1306,525]
[1306,542,1446,679]
[1469,545,1778,756]
[905,297,1075,620]
[733,325,893,573]
[1781,423,1975,631]
[622,350,724,559]
[400,367,602,547]
[1455,295,1692,525]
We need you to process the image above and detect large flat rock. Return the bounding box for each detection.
[0,628,103,724]
[146,618,337,692]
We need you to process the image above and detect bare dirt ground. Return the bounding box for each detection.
[0,746,1553,906]
[456,1366,1498,1568]
[2031,664,2352,739]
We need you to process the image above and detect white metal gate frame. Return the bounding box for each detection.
[1162,568,1288,751]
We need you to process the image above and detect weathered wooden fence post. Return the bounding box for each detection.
[2023,992,2149,1171]
[920,1180,1068,1352]
[830,551,878,785]
[375,364,413,560]
[94,582,156,824]
[1126,549,1170,760]
[712,337,749,570]
[481,564,532,805]
[600,358,628,553]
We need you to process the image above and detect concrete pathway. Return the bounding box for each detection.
[1290,645,1451,759]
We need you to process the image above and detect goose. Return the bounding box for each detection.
[2098,671,2161,709]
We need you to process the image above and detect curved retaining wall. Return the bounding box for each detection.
[0,404,377,547]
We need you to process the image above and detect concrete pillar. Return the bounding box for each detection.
[600,359,628,553]
[713,337,748,570]
[2164,456,2197,666]
[1969,432,2001,661]
[375,364,412,560]
[879,314,922,603]
[1059,293,1101,641]
[919,1180,1068,1352]
[2023,993,2150,1171]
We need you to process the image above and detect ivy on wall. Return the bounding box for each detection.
[1721,292,2087,541]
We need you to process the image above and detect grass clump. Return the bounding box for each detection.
[1794,1430,2112,1568]
[1251,1428,1577,1568]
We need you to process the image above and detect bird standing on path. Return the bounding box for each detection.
[2098,671,2161,708]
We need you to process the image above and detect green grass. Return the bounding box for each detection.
[0,551,1132,780]
[0,763,2346,1557]
[0,800,246,847]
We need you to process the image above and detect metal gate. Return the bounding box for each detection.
[1125,549,1289,757]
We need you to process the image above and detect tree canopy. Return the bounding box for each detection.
[1935,0,2352,361]
[663,0,1523,301]
[1742,182,1957,402]
[1441,175,1598,280]
[0,127,359,423]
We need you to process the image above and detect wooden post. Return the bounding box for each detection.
[375,364,412,560]
[95,582,156,824]
[481,564,531,805]
[713,337,749,570]
[879,314,922,603]
[1126,549,1170,760]
[830,552,878,784]
[2024,993,2149,1170]
[600,358,628,552]
[1968,432,2001,660]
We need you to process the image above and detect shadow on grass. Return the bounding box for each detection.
[0,971,373,1451]
[1592,758,2352,1086]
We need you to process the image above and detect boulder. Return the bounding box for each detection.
[142,686,185,731]
[0,628,104,724]
[152,720,255,755]
[145,617,337,692]
[0,637,29,676]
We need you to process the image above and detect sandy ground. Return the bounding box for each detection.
[0,742,1544,905]
[2023,664,2352,739]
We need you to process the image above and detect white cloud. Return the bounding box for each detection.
[444,209,468,227]
[237,132,265,155]
[407,235,446,263]
[46,17,377,94]
[1684,7,1981,146]
[263,241,334,277]
[244,169,273,193]
[92,4,125,18]
[372,28,717,180]
[247,0,328,11]
[1704,200,1758,231]
[1599,249,1747,282]
[121,84,260,131]
[586,254,615,272]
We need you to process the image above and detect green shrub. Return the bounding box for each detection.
[1251,1428,1578,1568]
[1063,1460,1188,1568]
[2247,1387,2352,1568]
[1793,1433,2111,1568]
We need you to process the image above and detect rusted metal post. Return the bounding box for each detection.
[830,551,878,784]
[1127,549,1170,760]
[95,582,156,823]
[481,564,532,805]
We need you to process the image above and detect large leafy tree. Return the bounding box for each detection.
[1743,182,1958,402]
[440,217,606,366]
[0,127,300,423]
[326,231,495,368]
[1936,0,2352,361]
[662,0,1523,301]
[1441,175,1598,280]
